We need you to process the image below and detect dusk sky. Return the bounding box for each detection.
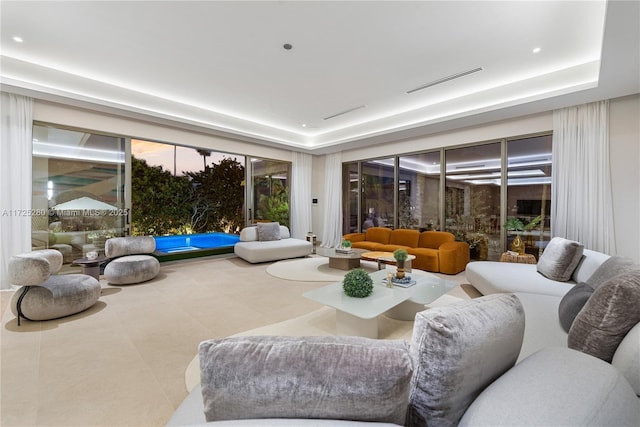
[132,140,243,176]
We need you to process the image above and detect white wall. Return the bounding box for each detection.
[609,94,640,261]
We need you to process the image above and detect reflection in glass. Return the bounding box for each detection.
[32,124,126,265]
[445,143,502,260]
[342,162,359,234]
[361,158,395,230]
[506,135,552,259]
[251,158,291,227]
[398,152,441,231]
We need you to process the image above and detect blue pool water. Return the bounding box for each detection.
[154,232,240,254]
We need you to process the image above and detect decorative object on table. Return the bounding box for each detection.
[86,251,98,260]
[504,217,526,255]
[342,268,373,298]
[510,235,525,255]
[335,239,353,254]
[383,274,417,288]
[393,249,409,279]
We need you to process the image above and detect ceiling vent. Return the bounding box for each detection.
[407,67,484,94]
[323,105,366,121]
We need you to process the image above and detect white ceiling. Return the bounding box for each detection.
[1,1,638,154]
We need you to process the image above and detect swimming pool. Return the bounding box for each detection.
[154,232,240,260]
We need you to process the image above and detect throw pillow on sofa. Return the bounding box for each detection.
[559,256,640,333]
[558,283,594,333]
[536,237,584,282]
[407,294,525,427]
[199,335,413,425]
[568,270,640,362]
[257,222,281,241]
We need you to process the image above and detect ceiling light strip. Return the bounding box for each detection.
[323,105,366,121]
[406,67,484,94]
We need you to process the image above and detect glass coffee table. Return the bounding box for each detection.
[303,269,456,338]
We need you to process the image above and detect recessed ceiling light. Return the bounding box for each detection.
[13,36,23,43]
[283,43,292,50]
[533,47,542,53]
[301,123,307,127]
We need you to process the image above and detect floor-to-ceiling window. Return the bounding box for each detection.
[32,124,126,265]
[342,132,552,261]
[132,139,246,234]
[506,134,552,259]
[249,158,291,227]
[361,158,395,230]
[398,151,441,231]
[342,162,359,234]
[444,142,502,260]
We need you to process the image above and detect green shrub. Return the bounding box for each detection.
[342,268,373,298]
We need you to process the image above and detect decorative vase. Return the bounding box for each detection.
[396,259,405,279]
[511,234,525,255]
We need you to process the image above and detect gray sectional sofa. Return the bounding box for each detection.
[167,287,640,425]
[233,223,312,263]
[466,237,640,393]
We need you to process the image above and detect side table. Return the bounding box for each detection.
[72,256,108,280]
[499,252,537,264]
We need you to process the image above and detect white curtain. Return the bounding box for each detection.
[321,152,343,248]
[290,151,312,239]
[552,100,616,254]
[1,93,34,289]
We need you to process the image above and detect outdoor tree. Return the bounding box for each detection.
[131,156,193,235]
[187,157,245,233]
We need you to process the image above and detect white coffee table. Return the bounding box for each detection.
[303,269,456,338]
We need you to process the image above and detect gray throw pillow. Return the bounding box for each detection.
[537,237,584,282]
[568,270,640,363]
[558,283,594,333]
[407,294,525,427]
[199,336,413,424]
[585,255,639,289]
[257,222,281,241]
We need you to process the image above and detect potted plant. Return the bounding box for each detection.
[504,217,525,255]
[342,268,374,298]
[341,239,352,249]
[393,249,409,279]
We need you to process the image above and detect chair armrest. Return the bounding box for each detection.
[438,241,470,274]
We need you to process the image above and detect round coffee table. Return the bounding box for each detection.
[361,251,416,271]
[328,249,362,271]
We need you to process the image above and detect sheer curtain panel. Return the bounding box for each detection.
[290,152,312,239]
[321,152,343,248]
[552,100,616,254]
[1,93,34,289]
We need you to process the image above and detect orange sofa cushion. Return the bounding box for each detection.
[418,231,454,249]
[363,227,392,244]
[389,229,420,247]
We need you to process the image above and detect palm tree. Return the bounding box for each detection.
[196,149,212,170]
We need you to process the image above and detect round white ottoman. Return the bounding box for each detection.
[104,254,160,285]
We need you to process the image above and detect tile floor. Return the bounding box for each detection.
[1,254,469,426]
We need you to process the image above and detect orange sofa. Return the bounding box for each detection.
[342,227,470,275]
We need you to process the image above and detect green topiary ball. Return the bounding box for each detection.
[342,268,374,298]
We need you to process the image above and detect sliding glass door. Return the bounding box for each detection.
[32,124,126,264]
[248,158,291,227]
